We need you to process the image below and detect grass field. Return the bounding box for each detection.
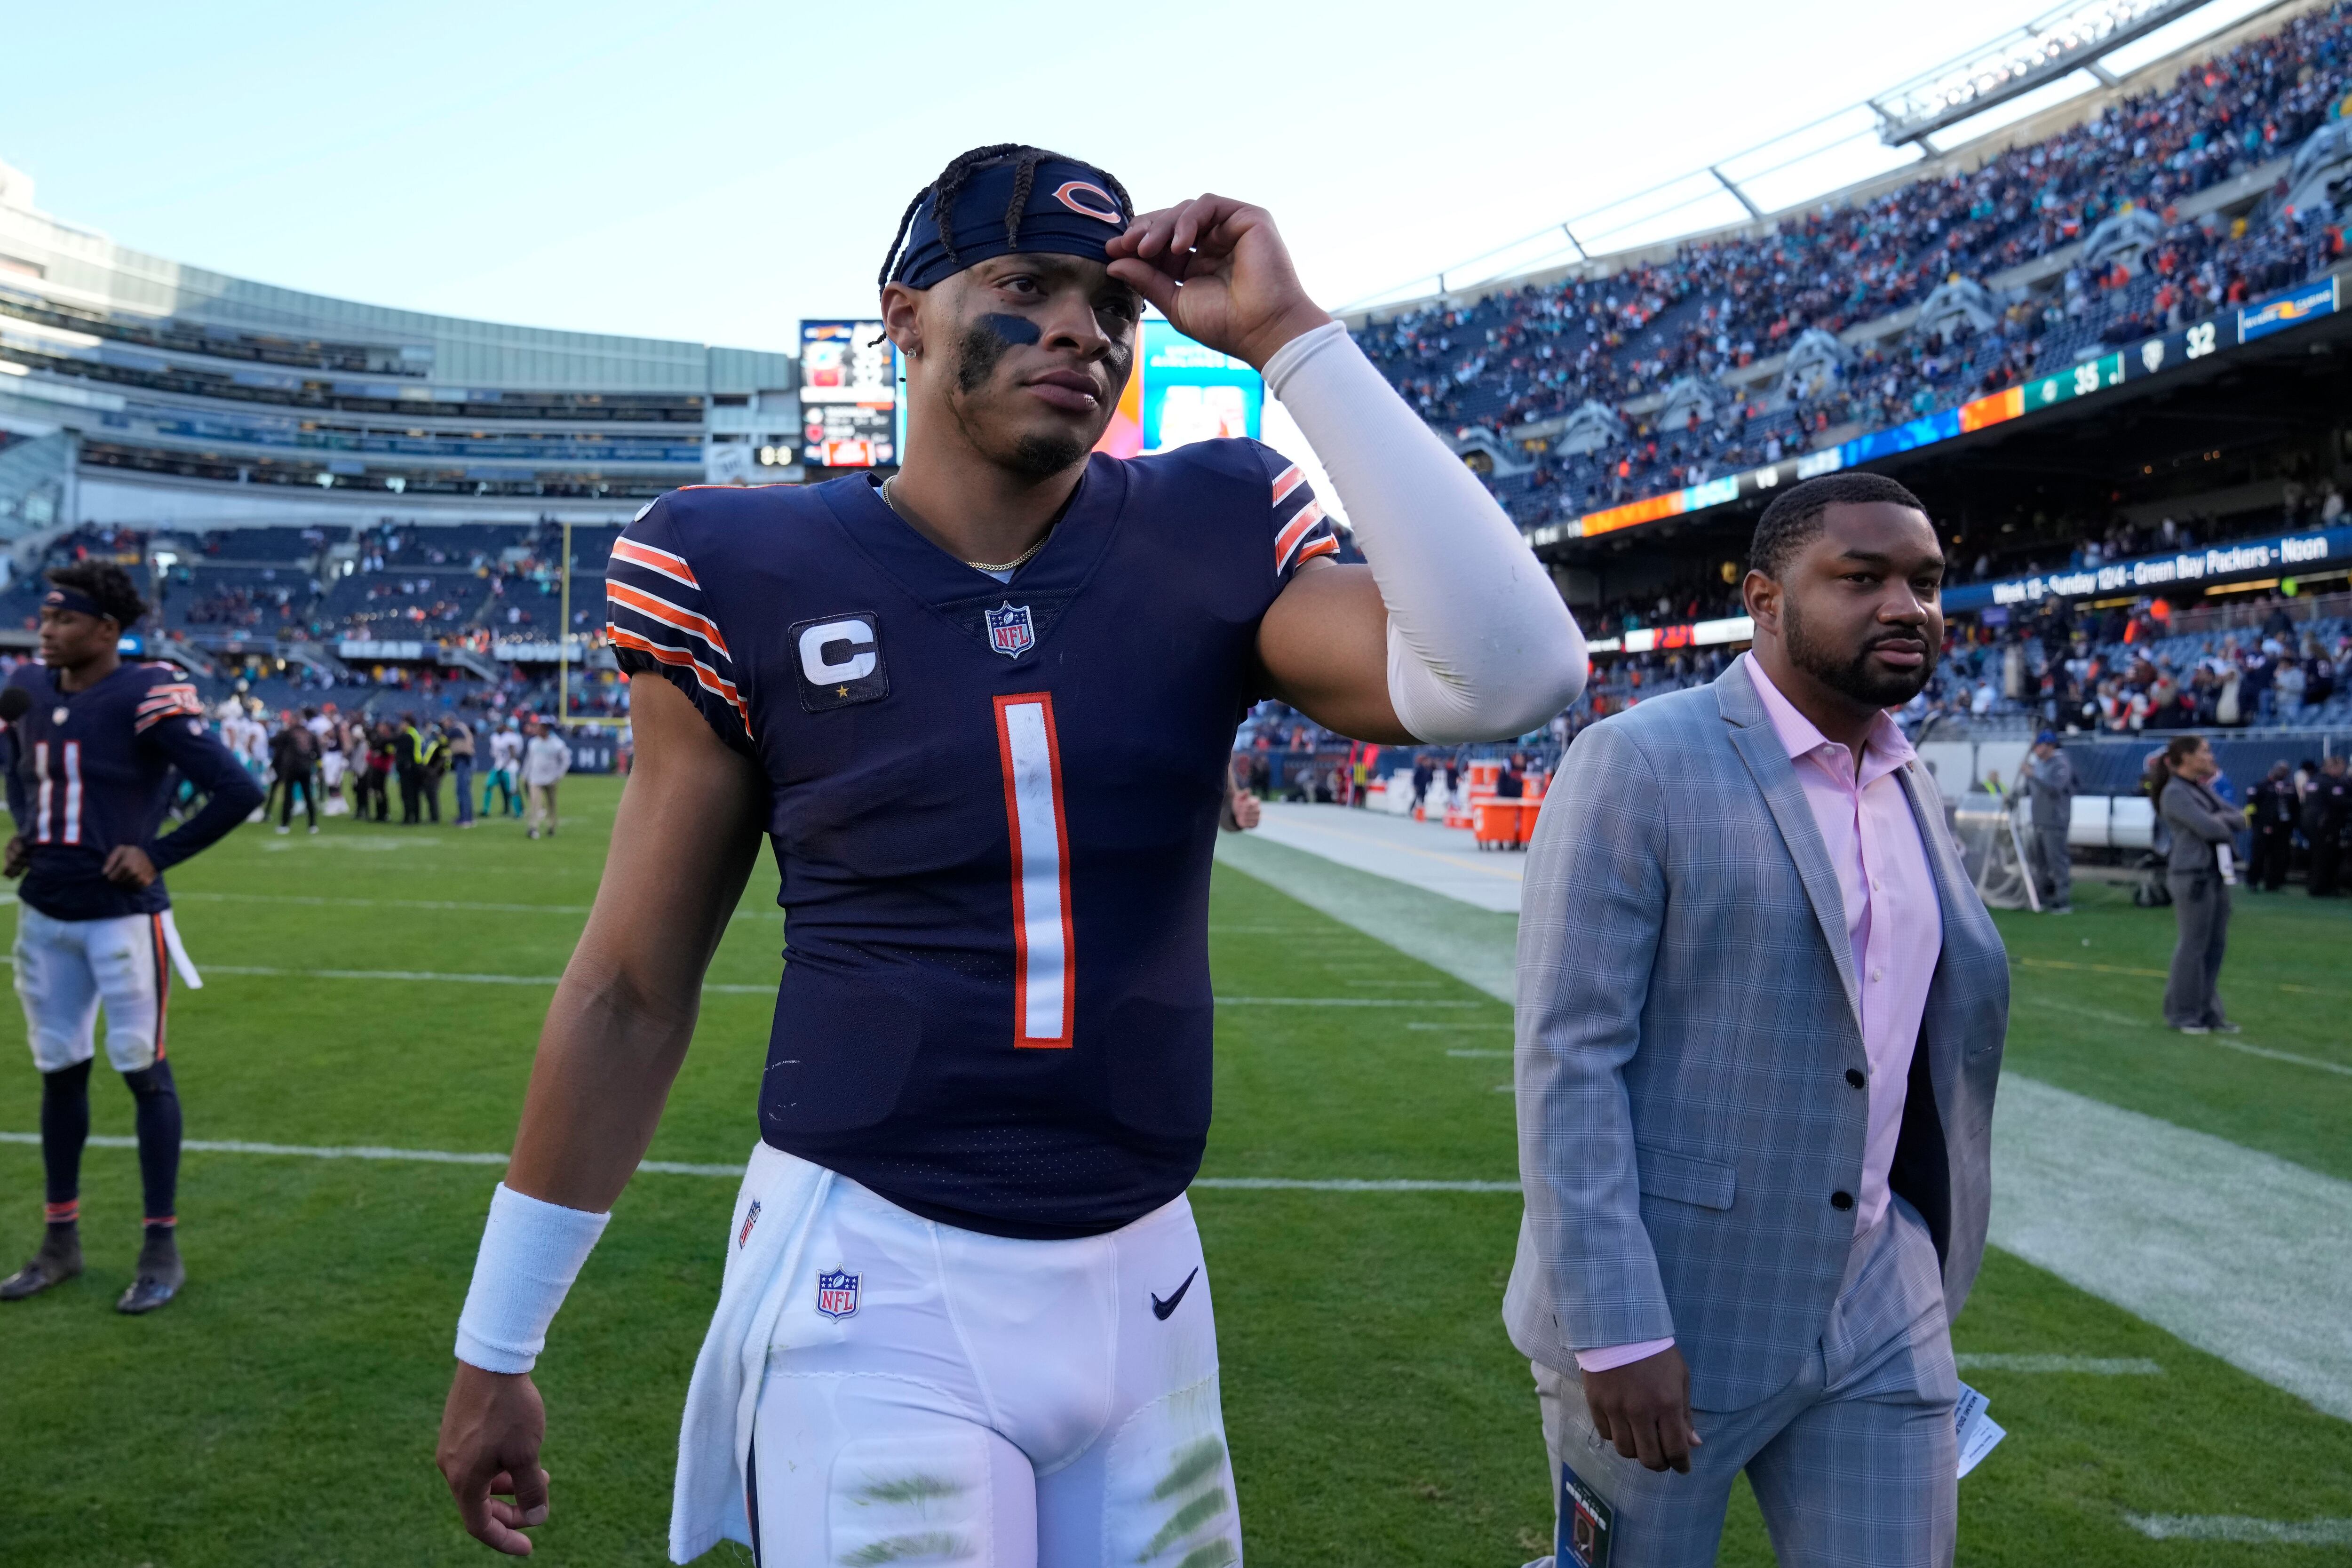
[2,778,2348,1566]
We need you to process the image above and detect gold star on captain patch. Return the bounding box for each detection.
[836,685,849,698]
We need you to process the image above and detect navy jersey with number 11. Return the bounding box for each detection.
[608,441,1337,1239]
[3,661,262,922]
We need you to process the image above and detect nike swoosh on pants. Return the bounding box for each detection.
[1151,1267,1199,1321]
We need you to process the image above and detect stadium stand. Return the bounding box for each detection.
[0,155,799,528]
[1359,1,2352,531]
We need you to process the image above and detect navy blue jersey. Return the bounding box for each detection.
[3,661,265,921]
[609,441,1338,1238]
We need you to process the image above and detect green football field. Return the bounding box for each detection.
[2,777,2348,1566]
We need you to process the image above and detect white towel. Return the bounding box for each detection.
[668,1141,832,1565]
[158,907,203,990]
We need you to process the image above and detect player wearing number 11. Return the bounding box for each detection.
[437,144,1588,1565]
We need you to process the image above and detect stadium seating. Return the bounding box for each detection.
[1361,2,2352,530]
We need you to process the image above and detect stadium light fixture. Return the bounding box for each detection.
[1870,0,2217,146]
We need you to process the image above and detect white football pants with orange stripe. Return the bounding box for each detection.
[12,904,183,1073]
[735,1156,1242,1568]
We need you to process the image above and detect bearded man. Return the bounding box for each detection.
[1506,472,2008,1568]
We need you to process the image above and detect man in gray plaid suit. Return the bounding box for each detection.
[1506,473,2006,1567]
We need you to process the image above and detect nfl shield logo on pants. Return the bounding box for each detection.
[816,1267,860,1320]
[986,601,1035,659]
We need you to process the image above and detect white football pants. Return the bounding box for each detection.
[12,904,180,1074]
[747,1171,1242,1568]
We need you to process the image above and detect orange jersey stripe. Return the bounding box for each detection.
[611,536,699,588]
[1271,465,1307,506]
[1294,535,1341,566]
[1274,501,1328,571]
[606,581,731,660]
[607,627,751,731]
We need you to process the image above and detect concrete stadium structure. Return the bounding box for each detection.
[0,157,799,538]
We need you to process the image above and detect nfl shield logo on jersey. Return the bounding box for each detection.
[816,1267,861,1320]
[737,1199,762,1250]
[985,601,1035,660]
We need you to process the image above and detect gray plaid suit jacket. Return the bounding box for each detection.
[1503,658,2007,1411]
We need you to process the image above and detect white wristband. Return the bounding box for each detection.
[453,1182,611,1374]
[1263,320,1587,743]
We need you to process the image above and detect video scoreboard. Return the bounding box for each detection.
[793,314,1268,471]
[800,320,897,469]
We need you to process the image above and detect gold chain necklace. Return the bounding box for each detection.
[882,478,1050,574]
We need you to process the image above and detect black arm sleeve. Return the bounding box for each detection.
[143,720,265,872]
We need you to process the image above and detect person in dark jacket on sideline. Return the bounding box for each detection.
[2156,735,2241,1034]
[2246,761,2298,891]
[2304,756,2350,897]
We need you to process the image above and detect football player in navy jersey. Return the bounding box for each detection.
[439,145,1589,1564]
[0,563,263,1314]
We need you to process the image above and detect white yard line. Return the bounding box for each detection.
[1953,1353,2164,1374]
[1213,996,1491,1008]
[0,953,1490,1009]
[2032,997,2352,1078]
[0,891,778,922]
[0,1132,1514,1192]
[2127,1516,2352,1544]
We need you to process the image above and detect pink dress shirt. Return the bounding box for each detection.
[1574,654,1944,1374]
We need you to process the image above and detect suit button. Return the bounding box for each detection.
[1845,1068,1866,1089]
[1830,1190,1855,1211]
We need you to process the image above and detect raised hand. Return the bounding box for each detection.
[1105,195,1333,371]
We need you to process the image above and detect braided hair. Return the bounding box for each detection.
[877,144,1137,291]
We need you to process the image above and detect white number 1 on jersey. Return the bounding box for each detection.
[993,693,1074,1048]
[30,740,81,846]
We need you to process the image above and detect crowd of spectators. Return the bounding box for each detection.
[1,518,614,652]
[1564,591,2352,741]
[1361,2,2352,526]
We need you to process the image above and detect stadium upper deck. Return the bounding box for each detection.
[0,159,798,535]
[1353,0,2352,548]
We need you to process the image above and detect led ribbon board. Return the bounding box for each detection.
[1528,275,2344,549]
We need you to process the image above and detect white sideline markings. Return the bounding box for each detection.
[0,1132,1516,1192]
[2202,1038,2352,1078]
[202,963,779,996]
[1447,1049,1511,1059]
[0,953,1484,1009]
[1953,1353,2164,1375]
[1215,995,1490,1008]
[2127,1516,2352,1544]
[1992,1076,2352,1422]
[2033,996,2352,1078]
[0,953,1492,1010]
[5,890,779,923]
[1193,1177,1519,1193]
[1409,1021,1513,1031]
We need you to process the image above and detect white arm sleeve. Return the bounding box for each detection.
[1263,320,1587,744]
[453,1182,611,1374]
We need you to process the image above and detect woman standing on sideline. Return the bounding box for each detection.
[2155,734,2241,1034]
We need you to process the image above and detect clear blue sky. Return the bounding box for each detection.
[0,0,2277,352]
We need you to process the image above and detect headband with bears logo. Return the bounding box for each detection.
[883,151,1133,293]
